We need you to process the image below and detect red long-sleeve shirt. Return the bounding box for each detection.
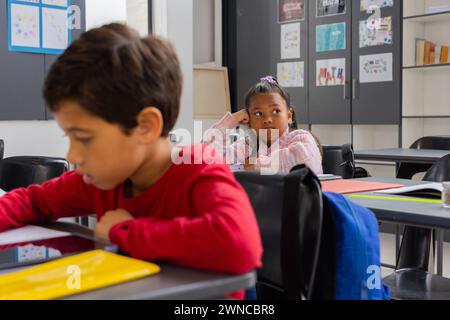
[0,146,263,280]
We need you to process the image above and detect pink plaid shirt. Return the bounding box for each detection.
[205,113,323,175]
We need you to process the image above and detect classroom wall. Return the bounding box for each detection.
[194,0,215,65]
[167,0,195,140]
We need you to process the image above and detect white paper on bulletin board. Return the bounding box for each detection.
[194,67,231,118]
[10,3,41,48]
[360,53,393,83]
[281,22,301,60]
[277,62,304,87]
[42,0,69,7]
[42,7,69,50]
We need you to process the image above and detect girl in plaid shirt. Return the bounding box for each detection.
[205,76,323,175]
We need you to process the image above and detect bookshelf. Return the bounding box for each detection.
[402,0,450,148]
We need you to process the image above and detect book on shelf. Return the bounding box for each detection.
[441,46,449,64]
[373,182,443,199]
[416,39,425,66]
[436,46,442,64]
[415,39,449,66]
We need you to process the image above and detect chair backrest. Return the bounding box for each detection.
[0,156,69,192]
[423,154,450,182]
[397,136,450,179]
[411,136,450,150]
[322,144,355,179]
[234,165,324,299]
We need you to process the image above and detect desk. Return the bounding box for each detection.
[354,148,450,164]
[348,177,448,275]
[1,222,256,300]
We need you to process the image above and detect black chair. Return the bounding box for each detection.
[384,154,450,299]
[397,136,450,179]
[234,165,329,299]
[0,156,69,192]
[322,144,370,179]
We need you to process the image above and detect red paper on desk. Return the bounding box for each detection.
[321,180,404,194]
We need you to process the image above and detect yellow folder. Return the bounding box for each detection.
[0,250,160,300]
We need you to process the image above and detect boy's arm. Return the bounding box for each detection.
[109,165,263,274]
[256,131,323,175]
[0,171,96,232]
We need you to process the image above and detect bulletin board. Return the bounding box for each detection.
[8,0,72,55]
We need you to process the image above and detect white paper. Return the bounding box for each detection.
[42,7,69,50]
[0,226,70,246]
[373,183,443,195]
[360,53,393,83]
[360,0,394,11]
[359,17,392,48]
[10,3,40,48]
[316,58,346,86]
[277,61,304,87]
[42,0,69,7]
[281,22,301,60]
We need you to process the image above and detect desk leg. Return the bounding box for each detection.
[395,224,401,266]
[437,229,444,276]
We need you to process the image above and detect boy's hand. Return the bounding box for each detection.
[232,109,250,125]
[94,209,134,242]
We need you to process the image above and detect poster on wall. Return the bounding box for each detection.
[277,62,305,87]
[316,58,346,86]
[316,22,346,52]
[281,23,301,60]
[360,53,393,83]
[360,0,394,11]
[359,16,392,47]
[278,0,305,23]
[317,0,346,17]
[9,2,41,49]
[8,0,71,54]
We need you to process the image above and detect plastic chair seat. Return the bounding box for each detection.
[384,269,450,300]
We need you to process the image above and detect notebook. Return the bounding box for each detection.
[321,180,404,194]
[373,182,443,199]
[318,174,343,181]
[0,250,160,300]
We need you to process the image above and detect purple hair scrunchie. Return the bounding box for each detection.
[260,76,277,85]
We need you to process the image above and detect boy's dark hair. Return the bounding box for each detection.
[43,23,182,136]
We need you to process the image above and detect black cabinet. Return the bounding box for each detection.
[351,1,401,124]
[308,0,352,124]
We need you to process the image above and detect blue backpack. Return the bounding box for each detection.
[322,192,391,300]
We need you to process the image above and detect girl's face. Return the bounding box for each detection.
[247,92,293,145]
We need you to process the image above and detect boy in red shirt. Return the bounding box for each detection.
[0,24,262,288]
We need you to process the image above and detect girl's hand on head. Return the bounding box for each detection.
[232,109,250,125]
